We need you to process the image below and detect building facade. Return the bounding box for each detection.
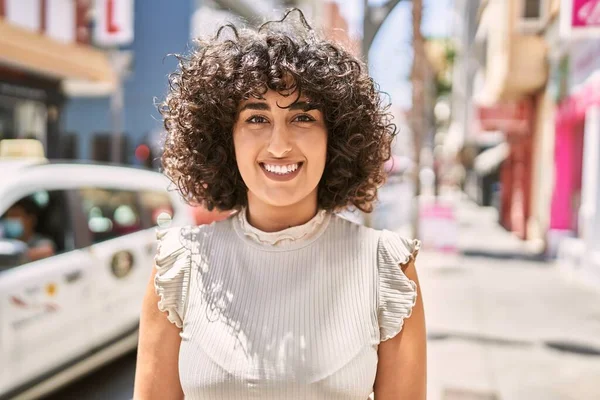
[0,0,114,158]
[471,0,550,240]
[553,37,600,285]
[465,0,600,288]
[65,0,194,164]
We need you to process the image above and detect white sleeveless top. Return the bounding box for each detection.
[154,210,419,400]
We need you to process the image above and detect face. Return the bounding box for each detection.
[233,90,328,208]
[4,205,34,240]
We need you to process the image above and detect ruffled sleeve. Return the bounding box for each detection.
[377,230,420,342]
[154,227,192,328]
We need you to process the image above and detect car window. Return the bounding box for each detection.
[138,191,175,228]
[79,188,143,243]
[0,190,73,270]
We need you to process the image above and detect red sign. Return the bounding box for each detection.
[572,0,600,27]
[94,0,134,47]
[107,0,121,34]
[476,101,532,135]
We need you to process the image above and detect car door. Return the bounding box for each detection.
[76,187,156,346]
[0,190,94,396]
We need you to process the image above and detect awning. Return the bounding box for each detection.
[474,142,509,176]
[475,100,532,135]
[0,20,115,88]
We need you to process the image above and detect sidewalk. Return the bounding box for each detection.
[416,198,600,400]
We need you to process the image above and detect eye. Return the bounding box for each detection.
[293,114,316,123]
[246,115,269,124]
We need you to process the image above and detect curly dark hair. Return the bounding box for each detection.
[160,9,396,213]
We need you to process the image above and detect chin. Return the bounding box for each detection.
[261,194,306,208]
[254,186,316,209]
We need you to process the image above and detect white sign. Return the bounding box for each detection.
[94,0,135,47]
[6,0,40,32]
[46,0,76,43]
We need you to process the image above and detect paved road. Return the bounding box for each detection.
[43,351,136,400]
[421,196,600,400]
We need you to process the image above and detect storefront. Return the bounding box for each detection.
[475,100,534,239]
[550,40,600,281]
[469,0,549,240]
[0,66,63,156]
[550,40,600,239]
[0,4,114,158]
[547,0,600,284]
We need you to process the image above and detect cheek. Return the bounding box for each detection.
[233,132,260,175]
[305,132,328,167]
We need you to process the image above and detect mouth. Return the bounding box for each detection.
[259,162,303,181]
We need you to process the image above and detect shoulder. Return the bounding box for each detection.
[157,215,233,248]
[330,212,419,255]
[377,229,420,268]
[330,212,379,241]
[153,218,233,328]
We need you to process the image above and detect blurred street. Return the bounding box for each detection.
[421,196,600,400]
[43,352,136,400]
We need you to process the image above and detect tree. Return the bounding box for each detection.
[361,0,406,228]
[410,0,425,238]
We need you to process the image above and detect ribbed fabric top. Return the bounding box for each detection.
[154,212,419,400]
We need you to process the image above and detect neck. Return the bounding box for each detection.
[246,191,319,232]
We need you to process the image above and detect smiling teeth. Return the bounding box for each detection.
[263,163,299,174]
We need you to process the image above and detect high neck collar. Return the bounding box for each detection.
[233,207,330,248]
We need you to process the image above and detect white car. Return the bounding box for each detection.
[0,159,193,400]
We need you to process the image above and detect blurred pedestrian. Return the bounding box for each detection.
[134,9,426,400]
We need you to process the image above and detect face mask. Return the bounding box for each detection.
[1,218,24,240]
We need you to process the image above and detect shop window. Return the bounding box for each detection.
[519,0,549,32]
[524,0,542,19]
[0,94,47,142]
[79,188,143,243]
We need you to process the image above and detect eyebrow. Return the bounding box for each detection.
[239,101,319,112]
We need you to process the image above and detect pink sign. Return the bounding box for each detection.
[572,0,600,27]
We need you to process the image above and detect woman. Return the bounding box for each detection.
[134,10,426,400]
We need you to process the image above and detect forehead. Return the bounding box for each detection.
[6,205,26,215]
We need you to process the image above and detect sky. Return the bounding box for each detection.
[334,0,454,109]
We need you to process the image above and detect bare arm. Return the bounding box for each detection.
[27,243,55,262]
[133,267,184,400]
[374,258,427,400]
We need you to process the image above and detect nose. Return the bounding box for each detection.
[267,123,292,158]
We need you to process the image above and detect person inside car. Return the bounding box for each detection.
[1,197,56,262]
